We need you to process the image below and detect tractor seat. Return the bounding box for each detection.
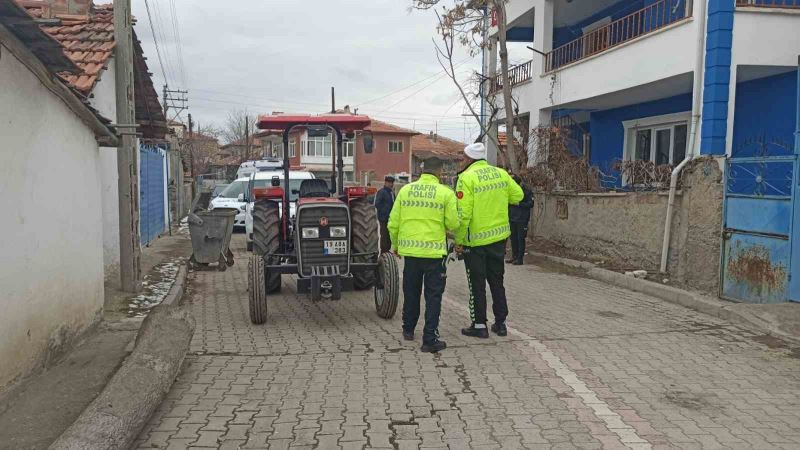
[299,179,330,198]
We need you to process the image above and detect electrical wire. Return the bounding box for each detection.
[168,0,187,87]
[143,0,168,85]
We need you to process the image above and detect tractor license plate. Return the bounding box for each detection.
[323,240,348,255]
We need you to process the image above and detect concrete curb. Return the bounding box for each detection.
[162,264,188,307]
[49,265,194,450]
[530,252,800,346]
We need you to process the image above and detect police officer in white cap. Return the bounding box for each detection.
[454,142,523,338]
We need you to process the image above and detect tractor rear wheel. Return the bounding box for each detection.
[252,200,282,293]
[374,253,399,319]
[248,254,267,324]
[350,198,379,290]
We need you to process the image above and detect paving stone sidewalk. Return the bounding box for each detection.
[135,235,800,449]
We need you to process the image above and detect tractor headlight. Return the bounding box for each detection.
[302,227,319,239]
[330,226,347,238]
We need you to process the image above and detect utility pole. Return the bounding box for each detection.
[244,114,250,164]
[163,86,189,122]
[114,0,141,292]
[188,113,195,197]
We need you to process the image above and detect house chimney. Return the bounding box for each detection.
[42,0,92,18]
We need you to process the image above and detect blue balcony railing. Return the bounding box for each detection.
[736,0,800,8]
[545,0,691,72]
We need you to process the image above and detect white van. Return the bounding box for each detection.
[236,158,283,179]
[244,170,316,251]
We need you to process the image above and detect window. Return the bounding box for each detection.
[288,140,296,158]
[623,112,690,166]
[304,135,332,157]
[343,139,355,158]
[388,140,404,153]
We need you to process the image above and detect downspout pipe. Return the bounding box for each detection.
[660,0,707,274]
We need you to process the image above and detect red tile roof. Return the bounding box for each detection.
[17,1,115,94]
[365,119,419,135]
[411,133,465,160]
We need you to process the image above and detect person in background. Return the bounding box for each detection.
[388,159,459,353]
[374,176,395,253]
[455,143,523,339]
[508,175,534,265]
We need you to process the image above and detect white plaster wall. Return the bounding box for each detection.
[88,63,121,278]
[0,44,104,390]
[732,10,800,68]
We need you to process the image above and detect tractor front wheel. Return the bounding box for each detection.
[248,254,267,324]
[374,253,399,319]
[350,198,379,290]
[252,199,282,293]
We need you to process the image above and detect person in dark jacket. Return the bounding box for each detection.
[508,175,533,265]
[374,176,396,253]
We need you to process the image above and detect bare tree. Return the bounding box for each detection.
[182,123,221,180]
[221,110,259,163]
[413,0,521,173]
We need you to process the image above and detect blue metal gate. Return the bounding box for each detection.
[140,144,167,246]
[721,155,796,303]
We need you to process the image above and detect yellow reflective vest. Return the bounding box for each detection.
[455,160,524,247]
[388,174,460,258]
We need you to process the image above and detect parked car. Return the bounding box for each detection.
[209,178,248,229]
[244,170,316,251]
[212,183,229,198]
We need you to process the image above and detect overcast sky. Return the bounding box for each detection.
[131,0,485,143]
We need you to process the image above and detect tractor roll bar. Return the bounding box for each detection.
[257,114,371,206]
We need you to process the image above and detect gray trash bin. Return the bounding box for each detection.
[188,208,237,271]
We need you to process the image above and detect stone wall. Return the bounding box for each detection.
[531,158,724,294]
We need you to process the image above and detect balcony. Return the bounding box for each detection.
[736,0,800,8]
[544,0,692,73]
[490,60,532,93]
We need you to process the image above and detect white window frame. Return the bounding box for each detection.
[622,111,691,165]
[304,134,333,158]
[388,140,404,154]
[288,140,296,158]
[343,139,355,158]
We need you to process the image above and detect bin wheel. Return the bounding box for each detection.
[249,254,268,324]
[225,248,235,267]
[217,255,228,272]
[351,198,379,290]
[374,253,399,319]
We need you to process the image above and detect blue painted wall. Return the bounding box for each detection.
[588,93,692,177]
[731,71,798,158]
[700,0,734,155]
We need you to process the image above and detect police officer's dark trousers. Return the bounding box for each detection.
[402,256,446,345]
[464,240,508,326]
[510,221,528,263]
[379,220,391,253]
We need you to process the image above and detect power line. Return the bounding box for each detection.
[353,57,473,107]
[150,0,179,86]
[168,0,187,86]
[143,0,168,84]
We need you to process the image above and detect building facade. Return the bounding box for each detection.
[488,0,800,303]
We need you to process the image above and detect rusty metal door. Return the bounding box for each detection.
[721,156,797,303]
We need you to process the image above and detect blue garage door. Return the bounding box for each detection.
[140,144,167,246]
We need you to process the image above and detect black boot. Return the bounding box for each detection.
[421,340,447,353]
[461,325,489,339]
[491,323,508,337]
[402,330,415,341]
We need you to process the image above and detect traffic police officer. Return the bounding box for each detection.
[455,143,524,338]
[388,158,459,353]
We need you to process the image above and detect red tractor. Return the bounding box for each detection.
[247,115,400,324]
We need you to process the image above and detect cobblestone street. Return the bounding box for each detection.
[135,236,800,449]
